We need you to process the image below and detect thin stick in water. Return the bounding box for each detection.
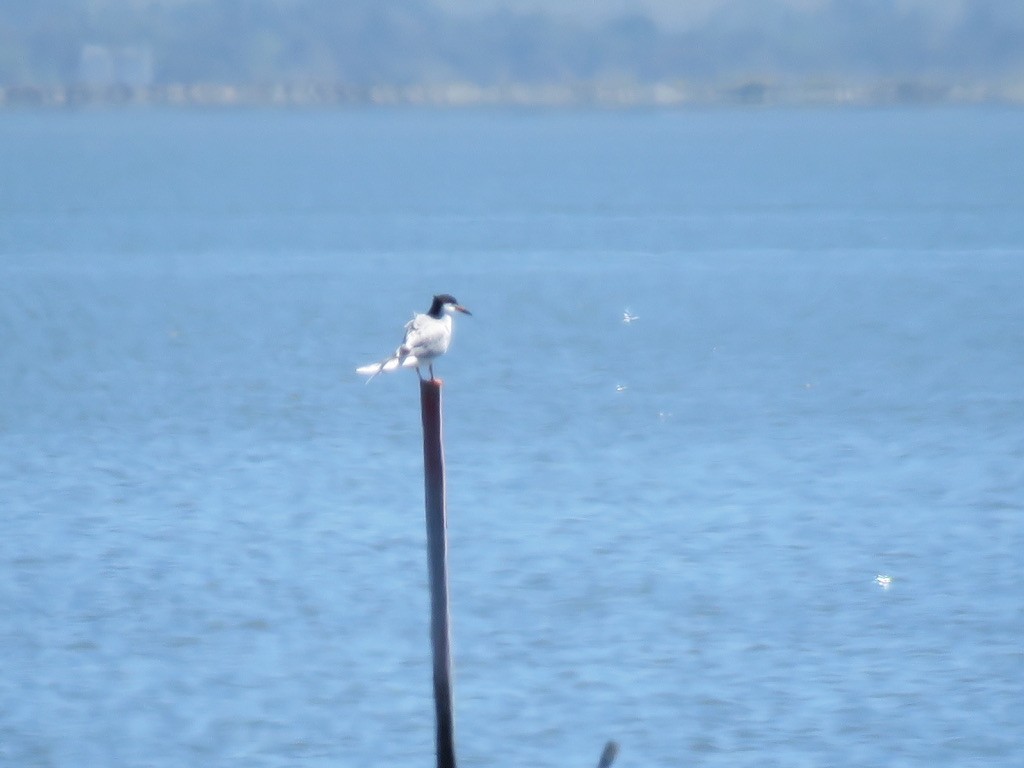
[596,740,619,768]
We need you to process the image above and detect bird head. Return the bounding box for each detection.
[430,294,472,318]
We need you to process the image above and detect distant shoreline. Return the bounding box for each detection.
[3,79,1023,109]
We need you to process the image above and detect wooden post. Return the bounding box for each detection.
[419,377,457,768]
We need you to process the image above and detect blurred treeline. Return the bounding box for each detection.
[2,0,1022,87]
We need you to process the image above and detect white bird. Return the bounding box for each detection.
[356,294,472,381]
[622,308,639,324]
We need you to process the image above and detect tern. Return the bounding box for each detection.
[356,294,472,381]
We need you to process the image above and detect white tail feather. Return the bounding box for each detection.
[356,362,384,376]
[356,353,420,380]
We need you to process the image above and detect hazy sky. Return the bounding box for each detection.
[435,0,725,28]
[434,0,970,31]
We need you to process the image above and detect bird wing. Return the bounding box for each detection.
[399,313,448,358]
[357,313,441,380]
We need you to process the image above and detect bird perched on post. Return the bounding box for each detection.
[357,294,472,381]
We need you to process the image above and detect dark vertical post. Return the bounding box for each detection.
[420,377,457,768]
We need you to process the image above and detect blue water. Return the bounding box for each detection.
[1,108,1022,768]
